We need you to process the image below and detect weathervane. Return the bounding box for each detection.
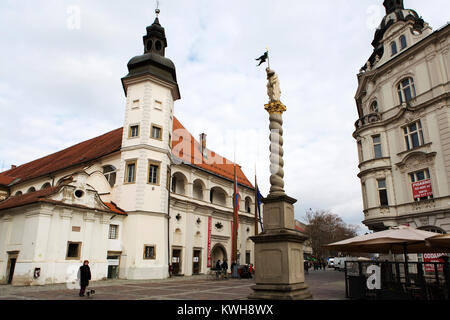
[155,0,160,16]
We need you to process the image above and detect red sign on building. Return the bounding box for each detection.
[423,253,445,272]
[412,179,433,199]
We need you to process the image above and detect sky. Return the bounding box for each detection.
[0,0,449,234]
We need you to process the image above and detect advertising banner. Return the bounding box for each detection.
[423,253,445,272]
[207,216,212,267]
[412,179,433,199]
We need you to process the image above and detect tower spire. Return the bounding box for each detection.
[383,0,404,14]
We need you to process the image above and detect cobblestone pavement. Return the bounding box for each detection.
[0,268,347,300]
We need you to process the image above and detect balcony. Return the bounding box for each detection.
[354,112,382,130]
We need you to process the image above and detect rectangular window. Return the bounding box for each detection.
[129,125,140,138]
[132,99,140,109]
[377,179,389,207]
[125,161,137,184]
[144,245,156,260]
[372,135,382,159]
[362,183,368,210]
[404,120,424,150]
[109,225,119,240]
[66,242,81,259]
[148,161,160,185]
[357,141,364,162]
[151,124,162,140]
[154,100,163,110]
[410,169,433,201]
[246,251,251,265]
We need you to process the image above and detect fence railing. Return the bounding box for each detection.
[344,261,450,300]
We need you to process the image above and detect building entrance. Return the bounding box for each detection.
[193,249,201,274]
[172,248,182,275]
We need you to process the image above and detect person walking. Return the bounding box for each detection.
[78,260,91,297]
[221,259,228,278]
[215,259,221,270]
[304,260,309,274]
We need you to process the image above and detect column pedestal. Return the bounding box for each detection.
[249,195,312,300]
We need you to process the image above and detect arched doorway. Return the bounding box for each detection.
[211,243,227,269]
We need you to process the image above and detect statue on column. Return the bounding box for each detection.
[266,67,281,102]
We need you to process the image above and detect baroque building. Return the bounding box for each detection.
[353,1,450,233]
[0,14,258,285]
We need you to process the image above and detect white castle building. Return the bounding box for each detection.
[0,14,259,286]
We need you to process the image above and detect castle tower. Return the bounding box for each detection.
[117,9,180,279]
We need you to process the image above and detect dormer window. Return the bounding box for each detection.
[397,77,416,103]
[103,165,117,187]
[391,41,398,56]
[400,35,407,50]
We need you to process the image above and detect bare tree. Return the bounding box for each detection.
[302,210,359,258]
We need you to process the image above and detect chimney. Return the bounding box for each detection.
[200,133,207,158]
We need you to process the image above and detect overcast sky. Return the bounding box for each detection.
[0,1,449,233]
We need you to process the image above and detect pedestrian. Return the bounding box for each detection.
[78,260,91,297]
[221,259,228,278]
[304,260,309,274]
[215,259,221,270]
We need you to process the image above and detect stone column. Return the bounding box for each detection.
[249,68,312,300]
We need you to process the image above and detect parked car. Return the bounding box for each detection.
[328,257,335,268]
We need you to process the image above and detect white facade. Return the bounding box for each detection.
[354,3,450,233]
[0,16,259,286]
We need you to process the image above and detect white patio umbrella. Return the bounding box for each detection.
[324,225,446,255]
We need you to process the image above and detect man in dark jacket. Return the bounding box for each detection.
[221,260,228,277]
[78,260,91,297]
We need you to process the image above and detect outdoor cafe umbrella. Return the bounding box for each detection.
[427,233,450,251]
[324,225,447,256]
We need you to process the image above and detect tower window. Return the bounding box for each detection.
[151,124,162,140]
[148,161,160,185]
[400,35,407,50]
[372,135,382,159]
[155,40,162,51]
[397,77,416,103]
[146,40,153,52]
[403,120,424,150]
[377,179,389,207]
[125,161,137,184]
[129,125,140,138]
[391,41,398,56]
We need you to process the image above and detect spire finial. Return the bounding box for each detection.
[155,0,160,17]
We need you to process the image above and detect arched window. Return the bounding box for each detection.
[397,77,416,103]
[27,187,36,194]
[15,191,23,196]
[41,182,51,190]
[418,226,446,234]
[400,35,407,50]
[171,172,187,195]
[245,197,252,213]
[103,165,117,187]
[370,101,379,113]
[391,41,398,56]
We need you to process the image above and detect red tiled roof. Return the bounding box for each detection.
[0,186,60,210]
[172,117,253,188]
[0,117,253,189]
[0,128,123,186]
[104,202,127,215]
[0,186,127,215]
